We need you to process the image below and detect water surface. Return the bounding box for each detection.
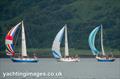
[0,58,120,79]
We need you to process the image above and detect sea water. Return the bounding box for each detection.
[0,58,120,79]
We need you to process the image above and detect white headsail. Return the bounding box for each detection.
[64,24,69,57]
[100,25,105,56]
[21,21,27,57]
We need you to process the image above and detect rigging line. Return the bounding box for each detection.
[98,26,101,54]
[26,25,37,56]
[14,27,21,48]
[26,25,33,48]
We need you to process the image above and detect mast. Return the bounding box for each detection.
[21,21,27,57]
[101,25,105,56]
[64,24,69,57]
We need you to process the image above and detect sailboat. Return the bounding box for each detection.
[5,21,38,62]
[88,25,115,62]
[52,24,80,62]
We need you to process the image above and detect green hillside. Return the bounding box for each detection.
[0,0,120,53]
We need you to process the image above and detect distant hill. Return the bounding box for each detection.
[0,0,120,51]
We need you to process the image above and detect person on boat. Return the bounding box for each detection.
[21,56,23,59]
[75,54,78,58]
[34,53,37,59]
[68,56,71,60]
[106,56,109,59]
[71,56,74,59]
[18,54,21,58]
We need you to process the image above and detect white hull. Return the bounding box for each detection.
[11,57,38,62]
[96,56,115,62]
[58,57,80,62]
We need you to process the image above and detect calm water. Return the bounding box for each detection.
[0,58,120,79]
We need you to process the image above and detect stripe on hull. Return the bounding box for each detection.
[97,59,115,62]
[11,58,38,63]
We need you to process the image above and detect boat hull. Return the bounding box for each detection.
[97,58,115,62]
[96,56,115,62]
[11,58,38,62]
[58,58,80,62]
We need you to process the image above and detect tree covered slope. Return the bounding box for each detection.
[0,0,120,50]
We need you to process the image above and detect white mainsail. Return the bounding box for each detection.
[64,24,69,57]
[21,21,27,57]
[100,25,105,56]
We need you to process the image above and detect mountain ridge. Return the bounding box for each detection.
[0,0,120,51]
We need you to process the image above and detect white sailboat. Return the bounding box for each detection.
[52,24,80,62]
[5,21,38,62]
[88,25,115,62]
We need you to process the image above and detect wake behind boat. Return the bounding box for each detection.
[52,24,80,62]
[88,25,115,62]
[5,21,38,63]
